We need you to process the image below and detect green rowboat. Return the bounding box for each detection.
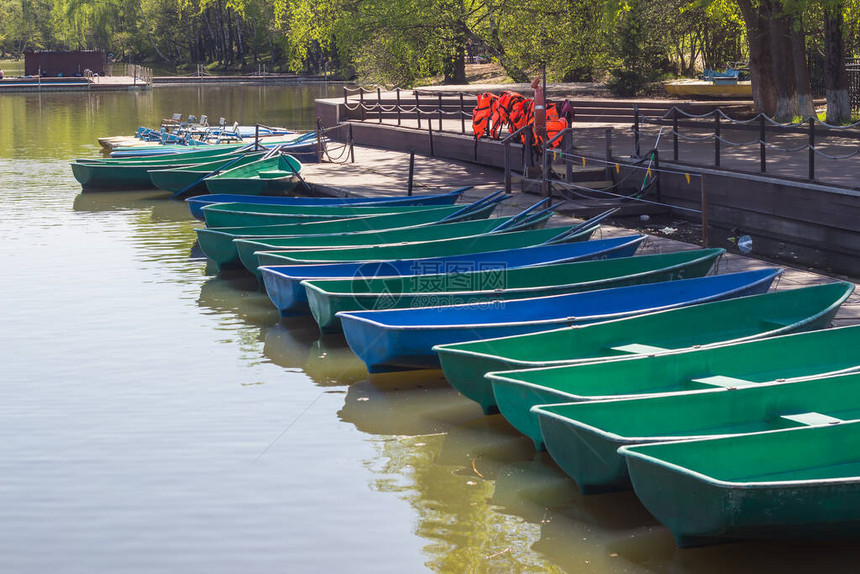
[253,225,592,270]
[234,213,551,278]
[196,203,495,267]
[202,154,304,196]
[534,371,860,495]
[75,144,248,164]
[72,148,253,190]
[147,151,269,194]
[621,419,860,547]
[435,282,853,415]
[304,248,723,332]
[202,198,459,228]
[486,316,860,449]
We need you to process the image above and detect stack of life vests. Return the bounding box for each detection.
[472,90,568,149]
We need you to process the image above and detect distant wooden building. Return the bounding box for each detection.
[24,50,105,77]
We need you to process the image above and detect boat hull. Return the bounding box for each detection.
[260,235,644,317]
[235,213,552,278]
[305,248,722,332]
[487,320,860,450]
[251,225,589,269]
[186,189,465,220]
[195,204,483,267]
[435,282,854,414]
[339,268,781,376]
[621,421,860,546]
[534,370,860,495]
[202,154,303,197]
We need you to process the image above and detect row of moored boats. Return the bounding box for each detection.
[71,142,860,548]
[73,131,320,196]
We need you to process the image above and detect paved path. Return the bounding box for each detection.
[302,143,860,326]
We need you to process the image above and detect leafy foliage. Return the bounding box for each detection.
[0,0,855,99]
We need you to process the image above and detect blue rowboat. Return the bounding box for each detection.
[338,268,783,373]
[488,317,860,451]
[185,188,468,221]
[305,248,725,333]
[261,235,646,317]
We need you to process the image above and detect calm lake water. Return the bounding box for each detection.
[2,84,859,573]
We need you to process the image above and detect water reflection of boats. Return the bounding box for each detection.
[533,502,665,573]
[72,190,166,212]
[435,414,533,477]
[539,508,860,574]
[149,197,196,223]
[338,373,479,436]
[197,274,280,326]
[262,322,367,386]
[490,456,581,524]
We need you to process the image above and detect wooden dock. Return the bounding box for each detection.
[0,75,150,92]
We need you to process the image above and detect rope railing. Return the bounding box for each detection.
[635,105,860,179]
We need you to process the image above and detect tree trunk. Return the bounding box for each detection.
[791,18,815,119]
[824,1,850,124]
[737,0,778,115]
[443,44,466,84]
[767,1,798,122]
[235,14,244,67]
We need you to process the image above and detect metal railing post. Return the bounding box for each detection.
[565,129,574,182]
[633,105,641,157]
[428,118,434,156]
[714,113,721,168]
[348,123,355,163]
[396,88,401,126]
[415,93,421,129]
[605,128,613,181]
[504,139,512,194]
[760,115,767,173]
[542,142,551,198]
[359,89,366,121]
[377,87,382,124]
[701,175,709,247]
[672,107,679,161]
[407,149,415,195]
[808,117,815,180]
[460,93,465,134]
[438,93,443,131]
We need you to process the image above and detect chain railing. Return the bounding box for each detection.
[635,105,860,180]
[315,119,355,164]
[342,86,475,134]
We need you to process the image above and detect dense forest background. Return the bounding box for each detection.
[1,0,860,117]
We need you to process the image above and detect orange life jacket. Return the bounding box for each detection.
[489,91,525,139]
[509,98,534,144]
[536,102,567,149]
[472,92,498,139]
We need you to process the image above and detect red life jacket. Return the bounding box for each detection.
[489,91,525,139]
[472,92,498,139]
